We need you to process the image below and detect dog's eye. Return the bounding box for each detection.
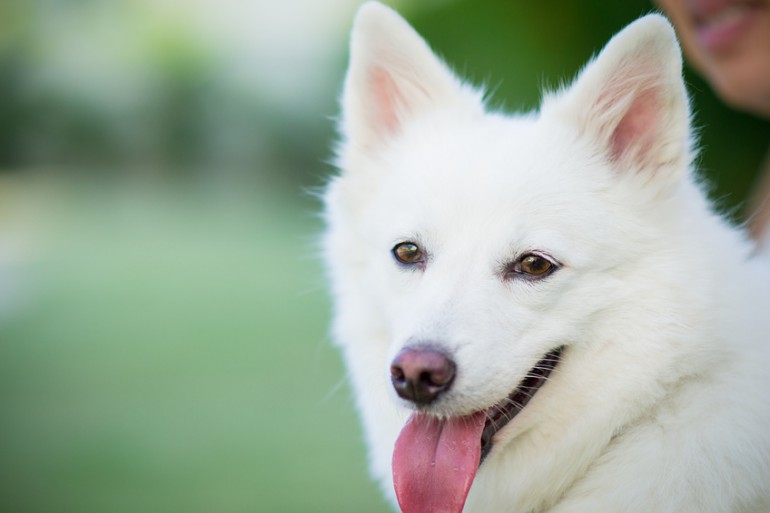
[392,242,425,266]
[520,255,553,275]
[506,253,558,280]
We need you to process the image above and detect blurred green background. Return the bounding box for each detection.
[0,1,768,512]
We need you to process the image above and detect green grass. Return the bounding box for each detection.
[0,179,392,513]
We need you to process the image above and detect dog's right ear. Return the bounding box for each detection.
[339,2,479,160]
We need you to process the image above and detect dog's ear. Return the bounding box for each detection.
[339,2,479,159]
[545,15,692,181]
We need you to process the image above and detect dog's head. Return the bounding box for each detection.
[324,3,708,512]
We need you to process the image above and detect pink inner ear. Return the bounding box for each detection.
[371,67,405,135]
[608,87,661,164]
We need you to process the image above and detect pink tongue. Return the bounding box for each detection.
[392,411,487,513]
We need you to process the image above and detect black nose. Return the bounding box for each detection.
[390,347,456,405]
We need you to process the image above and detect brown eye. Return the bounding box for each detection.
[392,242,425,266]
[506,253,558,280]
[520,255,553,275]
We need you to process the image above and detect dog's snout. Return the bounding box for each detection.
[390,347,456,405]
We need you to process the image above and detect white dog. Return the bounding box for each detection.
[323,3,770,512]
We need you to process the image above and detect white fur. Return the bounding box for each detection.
[323,3,770,512]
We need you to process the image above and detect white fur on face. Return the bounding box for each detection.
[324,3,770,512]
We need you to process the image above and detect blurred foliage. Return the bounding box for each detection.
[0,0,335,188]
[0,1,768,513]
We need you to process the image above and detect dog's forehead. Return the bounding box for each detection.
[379,113,600,228]
[393,114,574,187]
[357,112,623,267]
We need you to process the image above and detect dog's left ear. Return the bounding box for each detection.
[545,15,692,181]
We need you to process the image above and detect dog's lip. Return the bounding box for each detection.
[479,347,563,463]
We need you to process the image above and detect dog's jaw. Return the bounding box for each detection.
[479,347,563,461]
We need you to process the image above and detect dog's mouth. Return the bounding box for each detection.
[479,346,562,462]
[392,347,563,513]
